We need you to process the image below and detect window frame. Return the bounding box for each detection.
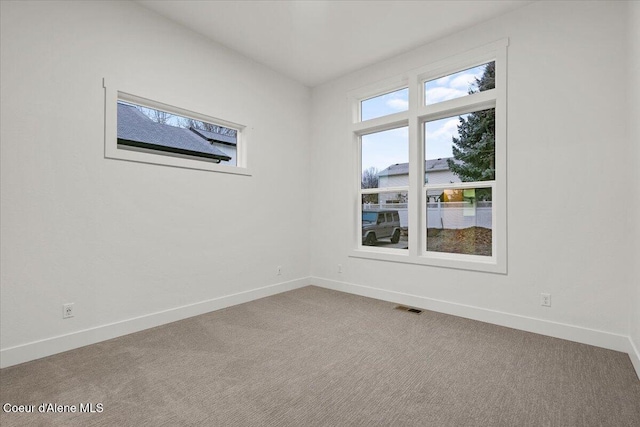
[348,39,508,274]
[103,78,250,175]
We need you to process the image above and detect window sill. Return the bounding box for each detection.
[349,248,506,274]
[108,144,252,176]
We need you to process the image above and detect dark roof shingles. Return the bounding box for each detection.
[117,104,230,159]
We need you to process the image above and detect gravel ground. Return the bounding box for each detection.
[427,227,492,256]
[367,228,491,255]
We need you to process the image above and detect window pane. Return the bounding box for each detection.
[425,61,494,105]
[362,127,408,190]
[424,108,495,184]
[117,101,238,166]
[426,187,492,256]
[362,191,408,250]
[361,88,409,121]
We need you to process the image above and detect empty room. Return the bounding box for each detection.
[1,0,639,425]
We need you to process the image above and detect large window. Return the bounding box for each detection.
[349,40,507,273]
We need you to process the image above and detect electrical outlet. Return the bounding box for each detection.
[338,264,343,273]
[63,303,74,319]
[276,266,282,276]
[540,293,551,307]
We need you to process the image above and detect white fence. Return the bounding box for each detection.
[363,202,492,229]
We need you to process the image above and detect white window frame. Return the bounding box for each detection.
[103,78,250,175]
[348,39,508,274]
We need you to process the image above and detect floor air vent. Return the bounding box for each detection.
[395,305,422,314]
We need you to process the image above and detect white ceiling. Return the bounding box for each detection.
[137,0,532,87]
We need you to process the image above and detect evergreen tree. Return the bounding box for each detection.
[447,62,496,184]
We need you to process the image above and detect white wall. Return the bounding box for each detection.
[0,1,310,366]
[629,0,640,375]
[310,1,635,348]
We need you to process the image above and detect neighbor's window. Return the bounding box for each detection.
[349,40,507,273]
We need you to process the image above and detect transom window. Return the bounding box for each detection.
[361,87,409,121]
[349,40,508,273]
[117,101,238,165]
[103,79,249,175]
[424,61,495,105]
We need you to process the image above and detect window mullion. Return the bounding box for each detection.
[408,72,421,257]
[417,89,497,123]
[351,112,409,135]
[361,186,408,195]
[424,180,495,191]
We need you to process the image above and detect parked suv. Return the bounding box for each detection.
[362,209,402,245]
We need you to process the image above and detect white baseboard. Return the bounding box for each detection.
[5,277,638,380]
[629,337,640,380]
[311,277,633,355]
[0,278,310,369]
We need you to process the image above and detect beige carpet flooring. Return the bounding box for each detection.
[1,286,639,426]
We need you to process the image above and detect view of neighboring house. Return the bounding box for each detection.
[377,157,462,203]
[373,158,492,230]
[189,127,237,166]
[117,103,233,163]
